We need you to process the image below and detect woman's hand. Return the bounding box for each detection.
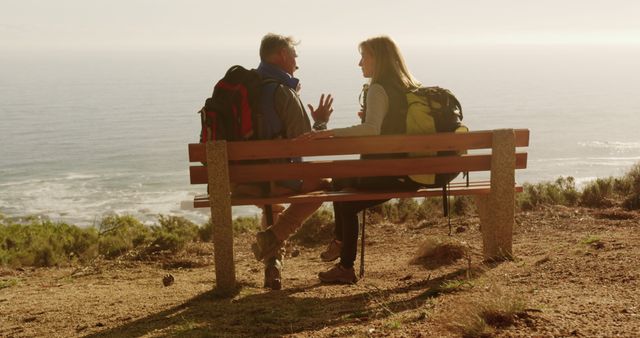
[308,94,334,123]
[295,130,334,140]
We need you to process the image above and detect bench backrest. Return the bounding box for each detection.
[188,129,529,186]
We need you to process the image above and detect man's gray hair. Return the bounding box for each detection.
[260,33,299,61]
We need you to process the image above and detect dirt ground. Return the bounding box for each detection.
[1,206,639,337]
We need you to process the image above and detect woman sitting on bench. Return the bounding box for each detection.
[300,35,422,283]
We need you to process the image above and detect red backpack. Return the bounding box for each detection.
[199,65,281,142]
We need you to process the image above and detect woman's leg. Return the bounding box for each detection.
[338,199,387,268]
[319,176,416,283]
[319,198,388,284]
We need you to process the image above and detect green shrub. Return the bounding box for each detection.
[0,218,98,267]
[375,198,442,223]
[200,215,260,242]
[396,198,421,222]
[452,196,476,216]
[233,216,260,234]
[517,176,579,210]
[148,215,199,253]
[291,206,335,245]
[623,194,640,210]
[198,221,213,242]
[97,215,150,258]
[625,163,640,193]
[580,178,615,207]
[621,163,640,210]
[373,196,471,224]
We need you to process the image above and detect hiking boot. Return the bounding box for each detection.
[264,257,282,290]
[251,229,282,262]
[320,239,342,262]
[318,264,358,284]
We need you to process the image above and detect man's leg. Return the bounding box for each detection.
[260,204,285,290]
[253,178,326,261]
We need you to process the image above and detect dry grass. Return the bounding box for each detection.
[409,235,468,269]
[445,289,526,337]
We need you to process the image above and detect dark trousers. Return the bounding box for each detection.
[334,199,387,268]
[332,176,420,268]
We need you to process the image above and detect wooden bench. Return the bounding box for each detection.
[188,128,529,294]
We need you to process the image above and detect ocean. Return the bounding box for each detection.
[1,44,639,226]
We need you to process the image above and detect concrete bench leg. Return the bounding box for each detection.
[480,129,516,261]
[207,141,236,295]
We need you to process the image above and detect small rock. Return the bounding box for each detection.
[290,249,300,257]
[534,256,550,266]
[399,274,413,281]
[23,316,37,323]
[162,274,175,287]
[455,226,466,233]
[95,322,105,327]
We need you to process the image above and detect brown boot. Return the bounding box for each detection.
[318,264,357,284]
[320,239,342,262]
[264,257,282,290]
[251,229,282,262]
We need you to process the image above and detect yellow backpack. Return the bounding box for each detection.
[405,87,468,186]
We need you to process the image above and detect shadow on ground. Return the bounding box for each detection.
[86,266,490,338]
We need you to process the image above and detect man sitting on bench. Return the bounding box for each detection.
[247,33,333,290]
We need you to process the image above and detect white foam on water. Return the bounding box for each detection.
[0,172,215,226]
[579,141,640,151]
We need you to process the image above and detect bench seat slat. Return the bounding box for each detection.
[189,153,527,185]
[188,129,530,162]
[193,183,523,207]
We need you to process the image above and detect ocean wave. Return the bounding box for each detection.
[0,174,214,226]
[534,156,640,164]
[63,173,101,180]
[578,141,640,150]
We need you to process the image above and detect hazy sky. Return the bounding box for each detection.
[2,0,640,52]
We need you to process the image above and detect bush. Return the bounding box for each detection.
[291,206,335,245]
[199,215,260,242]
[97,215,150,258]
[0,218,99,267]
[623,194,640,210]
[625,163,640,192]
[517,176,579,210]
[621,163,640,210]
[374,198,442,224]
[233,216,260,234]
[452,196,476,216]
[147,215,199,253]
[198,221,213,242]
[580,178,615,207]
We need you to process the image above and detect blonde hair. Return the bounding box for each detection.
[359,36,420,90]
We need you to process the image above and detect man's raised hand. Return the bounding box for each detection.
[308,94,334,123]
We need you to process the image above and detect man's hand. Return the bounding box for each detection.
[308,94,334,123]
[295,130,334,140]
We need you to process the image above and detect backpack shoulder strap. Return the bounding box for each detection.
[258,78,285,139]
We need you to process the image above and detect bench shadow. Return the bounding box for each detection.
[86,267,489,338]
